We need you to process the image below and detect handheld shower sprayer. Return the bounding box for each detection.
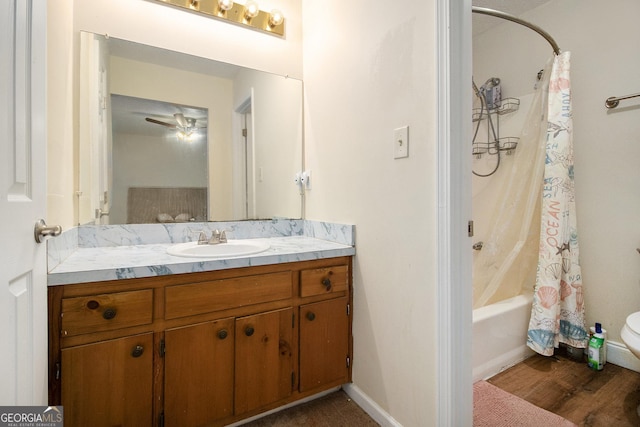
[482,77,501,89]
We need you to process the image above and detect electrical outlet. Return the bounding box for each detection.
[393,126,409,159]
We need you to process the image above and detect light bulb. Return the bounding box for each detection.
[244,0,259,19]
[268,9,284,27]
[217,0,233,11]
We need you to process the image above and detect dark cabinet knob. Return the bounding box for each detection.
[306,312,316,321]
[321,270,334,290]
[245,326,255,337]
[102,308,117,320]
[86,300,100,310]
[131,345,144,358]
[217,329,228,340]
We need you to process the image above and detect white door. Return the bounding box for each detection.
[0,0,48,405]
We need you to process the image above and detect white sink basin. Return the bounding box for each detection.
[167,239,270,258]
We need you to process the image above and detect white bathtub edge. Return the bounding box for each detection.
[473,345,535,382]
[472,292,534,382]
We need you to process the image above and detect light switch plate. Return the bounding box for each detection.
[393,126,409,159]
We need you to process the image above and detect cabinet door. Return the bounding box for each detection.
[299,297,350,392]
[164,318,235,427]
[61,333,153,427]
[235,307,293,414]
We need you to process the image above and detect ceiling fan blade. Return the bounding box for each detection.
[145,117,177,128]
[174,113,188,128]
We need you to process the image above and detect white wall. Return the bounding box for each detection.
[473,0,640,344]
[302,1,439,426]
[47,0,302,227]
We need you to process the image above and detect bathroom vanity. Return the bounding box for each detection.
[47,222,355,427]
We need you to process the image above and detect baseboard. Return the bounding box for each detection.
[342,383,403,427]
[606,340,640,373]
[225,387,340,427]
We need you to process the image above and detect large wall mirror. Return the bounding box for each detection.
[78,31,303,225]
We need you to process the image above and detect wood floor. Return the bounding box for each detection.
[239,352,640,427]
[488,349,640,427]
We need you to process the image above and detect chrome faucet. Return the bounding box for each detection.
[208,229,228,245]
[192,229,228,245]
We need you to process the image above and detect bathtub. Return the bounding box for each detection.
[472,292,535,382]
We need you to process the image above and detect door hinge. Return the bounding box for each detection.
[291,371,295,388]
[346,356,351,368]
[347,303,350,316]
[158,411,164,427]
[55,362,61,380]
[242,128,247,137]
[468,220,474,237]
[160,339,165,358]
[292,312,295,328]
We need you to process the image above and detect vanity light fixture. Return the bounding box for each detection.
[152,0,285,37]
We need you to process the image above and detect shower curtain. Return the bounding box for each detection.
[472,57,552,309]
[527,52,587,355]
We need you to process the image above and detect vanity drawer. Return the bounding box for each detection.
[61,289,153,337]
[165,271,293,320]
[300,265,349,297]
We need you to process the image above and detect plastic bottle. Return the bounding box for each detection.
[587,322,606,371]
[590,323,607,365]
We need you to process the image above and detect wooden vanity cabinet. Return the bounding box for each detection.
[61,333,154,427]
[234,307,294,414]
[48,257,352,427]
[163,308,294,426]
[298,264,351,393]
[299,297,350,392]
[163,318,235,426]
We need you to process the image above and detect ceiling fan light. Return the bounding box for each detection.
[174,113,188,128]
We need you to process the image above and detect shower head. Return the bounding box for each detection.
[483,77,501,88]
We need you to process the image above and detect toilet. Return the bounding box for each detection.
[621,312,640,359]
[621,312,640,416]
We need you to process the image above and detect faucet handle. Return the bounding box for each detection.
[220,230,227,243]
[188,228,209,245]
[209,229,221,244]
[197,231,208,245]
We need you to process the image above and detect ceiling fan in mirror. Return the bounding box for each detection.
[145,113,206,142]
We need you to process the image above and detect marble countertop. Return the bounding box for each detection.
[48,236,355,286]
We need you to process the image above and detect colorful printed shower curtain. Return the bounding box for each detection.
[527,52,588,356]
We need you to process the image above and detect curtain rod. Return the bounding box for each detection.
[472,6,561,55]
